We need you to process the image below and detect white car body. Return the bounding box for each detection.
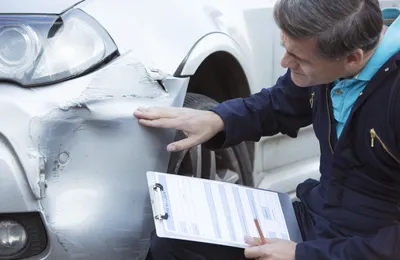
[77,0,323,195]
[0,0,398,259]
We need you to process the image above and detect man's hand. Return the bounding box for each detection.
[244,236,297,260]
[134,107,224,152]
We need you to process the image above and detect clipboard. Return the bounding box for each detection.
[147,171,303,248]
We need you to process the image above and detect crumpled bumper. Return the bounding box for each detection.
[0,51,188,260]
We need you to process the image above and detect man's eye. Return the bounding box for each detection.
[296,58,308,64]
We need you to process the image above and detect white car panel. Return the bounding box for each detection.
[3,0,84,14]
[0,51,188,259]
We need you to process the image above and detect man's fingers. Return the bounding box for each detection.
[167,136,200,152]
[134,107,181,120]
[138,118,182,129]
[244,244,269,259]
[244,236,262,246]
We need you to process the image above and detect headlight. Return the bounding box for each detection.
[0,220,28,256]
[0,9,118,87]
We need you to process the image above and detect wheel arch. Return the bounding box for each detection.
[174,32,255,99]
[174,33,255,167]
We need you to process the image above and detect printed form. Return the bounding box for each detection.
[154,172,290,248]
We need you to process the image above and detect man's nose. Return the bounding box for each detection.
[281,52,298,69]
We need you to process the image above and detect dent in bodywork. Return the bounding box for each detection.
[0,50,188,259]
[29,51,181,196]
[58,55,171,112]
[39,156,47,198]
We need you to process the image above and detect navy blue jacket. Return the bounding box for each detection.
[206,51,400,260]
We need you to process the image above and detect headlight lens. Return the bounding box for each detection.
[0,220,28,256]
[0,9,117,87]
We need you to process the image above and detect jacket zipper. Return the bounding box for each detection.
[310,92,315,108]
[325,88,334,153]
[370,128,400,163]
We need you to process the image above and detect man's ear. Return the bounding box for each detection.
[345,49,365,68]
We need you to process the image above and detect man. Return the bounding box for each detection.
[134,0,400,259]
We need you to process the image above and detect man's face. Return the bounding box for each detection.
[280,33,348,87]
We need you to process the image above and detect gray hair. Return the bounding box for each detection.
[273,0,383,60]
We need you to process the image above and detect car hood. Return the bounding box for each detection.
[2,0,84,14]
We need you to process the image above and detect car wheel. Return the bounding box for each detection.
[167,93,254,187]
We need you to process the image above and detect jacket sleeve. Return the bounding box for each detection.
[204,69,312,149]
[296,224,400,260]
[392,80,400,154]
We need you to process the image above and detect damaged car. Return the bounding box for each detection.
[1,0,398,259]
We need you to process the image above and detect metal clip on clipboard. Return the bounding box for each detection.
[152,183,169,220]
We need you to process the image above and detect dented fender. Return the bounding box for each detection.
[0,51,188,259]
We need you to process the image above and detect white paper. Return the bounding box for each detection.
[150,172,290,248]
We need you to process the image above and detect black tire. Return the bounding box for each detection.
[167,93,254,187]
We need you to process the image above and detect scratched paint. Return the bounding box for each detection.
[0,51,188,259]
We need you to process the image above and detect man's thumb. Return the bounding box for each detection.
[167,136,199,152]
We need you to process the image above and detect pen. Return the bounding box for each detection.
[254,218,267,244]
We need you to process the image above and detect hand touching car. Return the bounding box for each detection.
[134,107,224,152]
